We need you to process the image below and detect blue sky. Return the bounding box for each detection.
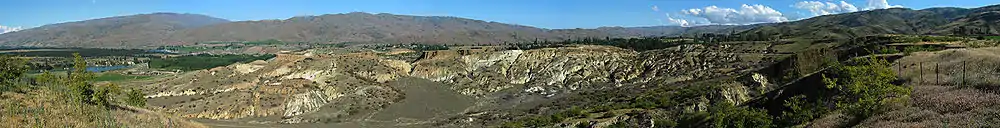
[1,0,998,32]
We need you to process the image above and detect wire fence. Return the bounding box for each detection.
[896,60,1000,87]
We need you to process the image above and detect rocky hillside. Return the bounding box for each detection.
[121,42,789,127]
[0,13,230,48]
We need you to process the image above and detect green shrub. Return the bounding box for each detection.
[779,95,830,126]
[824,57,910,121]
[125,89,146,107]
[0,55,28,91]
[708,102,773,128]
[902,46,938,55]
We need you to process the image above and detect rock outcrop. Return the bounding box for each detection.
[141,52,405,122]
[411,45,642,97]
[137,43,784,125]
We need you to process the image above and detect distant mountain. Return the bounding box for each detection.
[167,12,561,45]
[0,12,748,48]
[741,5,1000,39]
[169,13,751,45]
[0,13,230,48]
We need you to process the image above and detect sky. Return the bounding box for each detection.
[1,0,999,33]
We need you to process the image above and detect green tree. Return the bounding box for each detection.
[824,57,910,121]
[0,55,28,91]
[68,53,96,103]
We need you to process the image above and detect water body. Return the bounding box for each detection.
[86,65,130,72]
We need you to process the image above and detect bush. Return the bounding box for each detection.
[824,57,910,121]
[125,89,146,107]
[91,84,116,107]
[708,102,773,128]
[902,46,938,55]
[0,55,27,91]
[780,95,830,126]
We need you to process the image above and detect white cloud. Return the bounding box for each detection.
[0,25,22,34]
[652,5,660,12]
[865,0,903,10]
[666,14,691,27]
[681,4,789,25]
[794,1,858,16]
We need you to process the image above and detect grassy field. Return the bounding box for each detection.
[148,54,275,71]
[93,73,153,81]
[983,36,1000,40]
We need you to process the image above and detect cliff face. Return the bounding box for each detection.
[141,52,406,123]
[138,44,785,125]
[410,45,642,97]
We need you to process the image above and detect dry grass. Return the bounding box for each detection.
[895,47,1000,87]
[0,87,206,128]
[855,47,1000,127]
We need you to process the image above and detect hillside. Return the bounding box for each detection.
[742,5,1000,40]
[0,13,230,48]
[0,12,744,48]
[167,12,562,45]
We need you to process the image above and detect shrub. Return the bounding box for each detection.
[0,55,27,91]
[707,102,773,128]
[824,57,911,122]
[780,95,830,126]
[125,89,146,107]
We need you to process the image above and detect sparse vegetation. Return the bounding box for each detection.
[148,54,275,71]
[0,53,198,127]
[93,73,153,81]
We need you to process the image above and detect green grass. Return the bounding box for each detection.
[983,36,1000,40]
[149,54,275,71]
[93,73,152,81]
[162,46,236,52]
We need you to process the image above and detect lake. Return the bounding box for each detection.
[86,65,130,72]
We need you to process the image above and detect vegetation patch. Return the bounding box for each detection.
[93,73,153,81]
[148,54,275,71]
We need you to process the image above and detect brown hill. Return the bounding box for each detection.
[0,12,745,48]
[0,13,230,48]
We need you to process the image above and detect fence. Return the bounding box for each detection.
[897,60,1000,87]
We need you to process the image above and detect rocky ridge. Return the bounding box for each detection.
[132,43,787,126]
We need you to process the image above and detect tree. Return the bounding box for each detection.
[824,57,910,121]
[0,55,28,91]
[68,53,96,103]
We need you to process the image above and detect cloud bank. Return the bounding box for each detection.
[681,4,789,25]
[794,1,858,16]
[655,0,901,27]
[0,25,22,34]
[866,0,903,10]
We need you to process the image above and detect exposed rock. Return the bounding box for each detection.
[411,45,642,97]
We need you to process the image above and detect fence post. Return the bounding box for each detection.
[981,60,985,82]
[898,62,903,77]
[920,62,923,85]
[935,62,939,85]
[963,61,967,87]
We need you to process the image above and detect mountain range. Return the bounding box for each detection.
[1,4,999,48]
